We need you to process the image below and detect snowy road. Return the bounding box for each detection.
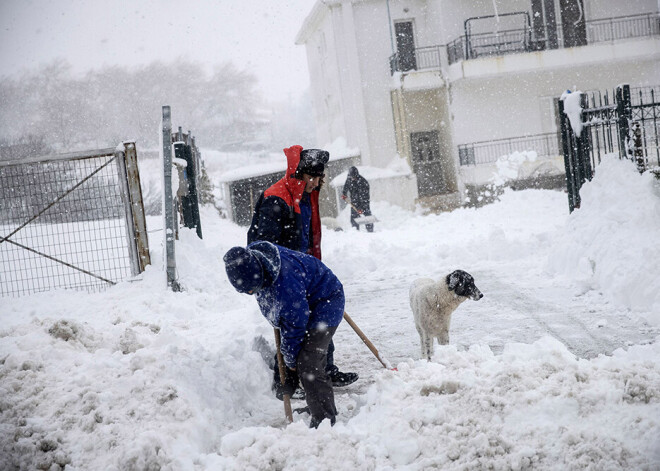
[320,194,660,412]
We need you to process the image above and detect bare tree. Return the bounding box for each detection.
[0,59,269,154]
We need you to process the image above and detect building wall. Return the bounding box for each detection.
[585,0,657,19]
[352,0,400,168]
[303,6,347,149]
[449,44,660,146]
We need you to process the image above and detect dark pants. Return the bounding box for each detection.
[350,208,374,232]
[297,326,338,425]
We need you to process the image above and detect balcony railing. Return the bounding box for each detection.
[390,13,659,73]
[456,86,660,167]
[458,132,560,166]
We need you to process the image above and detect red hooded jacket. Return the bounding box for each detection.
[247,145,323,260]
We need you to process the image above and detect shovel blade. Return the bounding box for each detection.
[355,215,378,224]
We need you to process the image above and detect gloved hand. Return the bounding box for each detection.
[341,195,347,200]
[281,367,300,397]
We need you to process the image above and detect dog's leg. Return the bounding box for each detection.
[437,330,449,346]
[421,332,433,360]
[418,330,426,359]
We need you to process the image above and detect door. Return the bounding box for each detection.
[559,0,587,47]
[395,21,416,72]
[411,131,447,197]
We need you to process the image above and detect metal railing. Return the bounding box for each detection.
[587,12,660,43]
[559,84,660,212]
[449,12,659,65]
[391,12,659,72]
[458,132,560,166]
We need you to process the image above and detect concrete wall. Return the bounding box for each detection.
[586,0,657,19]
[460,155,566,187]
[303,6,347,150]
[449,45,660,146]
[352,0,400,168]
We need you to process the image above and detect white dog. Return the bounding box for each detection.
[409,270,483,360]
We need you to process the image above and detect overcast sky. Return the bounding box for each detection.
[0,0,314,101]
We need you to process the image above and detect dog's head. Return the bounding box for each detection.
[446,270,483,301]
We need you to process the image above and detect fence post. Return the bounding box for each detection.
[632,122,646,173]
[162,106,181,291]
[558,97,579,212]
[187,132,203,239]
[115,146,141,277]
[117,142,151,274]
[616,84,632,161]
[575,93,592,185]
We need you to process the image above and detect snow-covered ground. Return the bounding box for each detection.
[1,155,659,470]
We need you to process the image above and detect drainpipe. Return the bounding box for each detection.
[386,0,395,55]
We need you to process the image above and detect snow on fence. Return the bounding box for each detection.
[0,143,150,297]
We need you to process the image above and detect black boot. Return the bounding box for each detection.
[309,415,336,429]
[326,365,358,387]
[273,382,306,401]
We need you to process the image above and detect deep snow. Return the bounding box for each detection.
[1,155,659,470]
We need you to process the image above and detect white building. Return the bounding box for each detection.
[296,0,660,210]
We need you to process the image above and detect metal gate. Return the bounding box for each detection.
[0,143,150,297]
[558,84,660,212]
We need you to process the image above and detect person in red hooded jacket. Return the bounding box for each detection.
[247,145,358,399]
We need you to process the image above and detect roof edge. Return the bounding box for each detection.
[295,0,338,45]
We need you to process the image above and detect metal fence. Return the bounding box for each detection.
[458,132,560,166]
[559,84,660,212]
[0,143,150,297]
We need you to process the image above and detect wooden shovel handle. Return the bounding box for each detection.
[274,329,293,423]
[346,200,363,214]
[343,312,390,369]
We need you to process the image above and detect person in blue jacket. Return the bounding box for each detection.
[223,240,345,428]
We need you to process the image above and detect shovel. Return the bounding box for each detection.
[344,199,379,225]
[274,329,293,423]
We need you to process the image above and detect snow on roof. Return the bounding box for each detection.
[218,139,360,183]
[218,161,286,183]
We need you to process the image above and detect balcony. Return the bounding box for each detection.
[389,12,660,74]
[458,132,560,166]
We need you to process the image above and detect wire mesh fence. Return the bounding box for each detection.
[0,144,149,297]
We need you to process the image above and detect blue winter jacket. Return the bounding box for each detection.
[249,241,345,368]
